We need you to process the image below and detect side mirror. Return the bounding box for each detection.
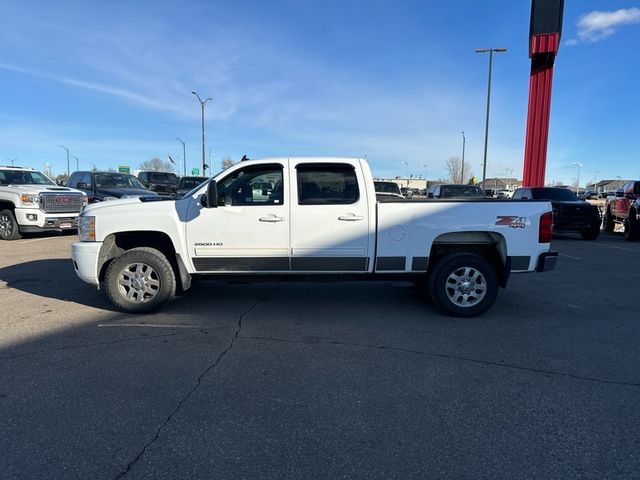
[616,191,624,198]
[427,192,434,198]
[205,180,218,208]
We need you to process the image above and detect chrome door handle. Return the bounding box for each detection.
[338,214,364,221]
[259,215,285,223]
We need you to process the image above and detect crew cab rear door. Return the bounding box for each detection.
[185,161,290,272]
[289,160,370,272]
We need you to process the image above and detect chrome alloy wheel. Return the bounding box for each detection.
[445,266,487,308]
[117,262,161,303]
[0,213,13,237]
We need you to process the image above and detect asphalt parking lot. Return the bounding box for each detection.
[1,232,640,479]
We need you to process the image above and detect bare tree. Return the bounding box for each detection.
[446,156,463,183]
[445,156,475,184]
[140,157,174,172]
[221,156,235,170]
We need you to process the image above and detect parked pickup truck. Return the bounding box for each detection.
[0,165,87,240]
[72,157,557,317]
[603,181,640,241]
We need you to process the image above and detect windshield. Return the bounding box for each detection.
[179,177,207,189]
[531,188,579,201]
[440,185,485,198]
[95,173,146,189]
[0,169,55,186]
[374,182,401,194]
[148,172,178,184]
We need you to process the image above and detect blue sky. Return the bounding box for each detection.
[1,0,639,185]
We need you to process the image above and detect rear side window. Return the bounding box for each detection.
[297,164,359,205]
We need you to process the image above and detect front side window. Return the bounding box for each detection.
[297,164,359,205]
[217,165,283,206]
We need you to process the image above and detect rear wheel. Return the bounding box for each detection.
[602,208,614,232]
[0,209,21,240]
[105,247,176,313]
[428,253,499,318]
[625,210,639,241]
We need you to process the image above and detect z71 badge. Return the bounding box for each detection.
[495,216,527,228]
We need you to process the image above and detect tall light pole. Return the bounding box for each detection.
[593,170,601,193]
[177,138,186,176]
[58,144,70,177]
[402,161,409,187]
[192,91,212,176]
[573,162,583,194]
[421,163,428,190]
[71,155,79,171]
[476,48,507,190]
[460,131,466,184]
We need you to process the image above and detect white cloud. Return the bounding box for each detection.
[568,7,640,44]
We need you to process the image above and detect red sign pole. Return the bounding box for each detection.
[523,34,560,187]
[523,0,564,187]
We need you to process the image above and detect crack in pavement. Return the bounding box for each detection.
[0,331,189,361]
[114,284,279,479]
[240,335,640,389]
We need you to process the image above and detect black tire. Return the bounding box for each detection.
[602,208,614,233]
[427,253,499,318]
[105,247,176,313]
[580,226,600,240]
[625,210,639,242]
[0,209,22,240]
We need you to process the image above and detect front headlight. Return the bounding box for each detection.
[78,216,96,241]
[20,193,40,206]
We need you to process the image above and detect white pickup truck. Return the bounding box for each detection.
[0,166,87,240]
[72,157,557,317]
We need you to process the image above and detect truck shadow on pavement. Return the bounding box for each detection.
[0,258,114,310]
[0,258,441,317]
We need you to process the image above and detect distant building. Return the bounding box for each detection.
[585,179,631,193]
[478,178,522,191]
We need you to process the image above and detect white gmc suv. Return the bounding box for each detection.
[72,157,557,317]
[0,166,87,240]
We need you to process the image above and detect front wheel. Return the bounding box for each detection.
[105,247,176,313]
[625,210,639,241]
[580,225,600,240]
[602,208,614,232]
[428,253,499,318]
[0,209,22,240]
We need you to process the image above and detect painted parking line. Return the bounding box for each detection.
[97,324,201,329]
[589,242,640,254]
[559,253,582,260]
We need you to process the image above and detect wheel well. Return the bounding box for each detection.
[98,231,190,292]
[0,200,16,212]
[429,232,509,287]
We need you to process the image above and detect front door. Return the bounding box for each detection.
[186,162,290,272]
[289,160,370,272]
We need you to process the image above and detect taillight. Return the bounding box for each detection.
[539,211,553,243]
